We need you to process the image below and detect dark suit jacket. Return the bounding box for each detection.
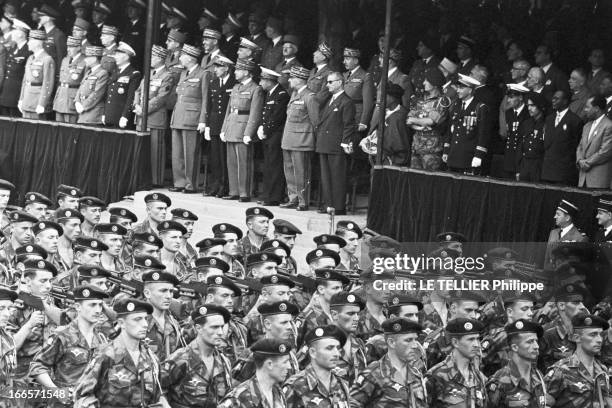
[206,75,237,135]
[261,39,283,70]
[373,105,411,165]
[503,106,530,172]
[221,35,240,61]
[541,109,583,184]
[594,228,612,243]
[104,64,141,126]
[542,63,570,103]
[261,85,289,135]
[0,43,31,108]
[315,92,356,155]
[43,26,67,71]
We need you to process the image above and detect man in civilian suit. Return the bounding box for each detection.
[315,71,356,216]
[541,90,583,185]
[257,67,289,206]
[261,17,283,70]
[544,199,588,269]
[534,44,570,104]
[169,45,207,194]
[576,95,612,189]
[203,56,236,198]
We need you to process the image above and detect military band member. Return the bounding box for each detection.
[343,47,375,138]
[213,223,246,279]
[545,313,612,408]
[486,320,549,408]
[99,25,119,76]
[221,338,292,408]
[0,19,30,117]
[142,270,185,361]
[170,44,207,194]
[351,318,427,408]
[220,58,264,202]
[240,207,274,262]
[78,196,105,238]
[275,35,303,91]
[426,318,488,408]
[281,66,319,211]
[73,298,167,408]
[18,29,55,119]
[442,73,491,174]
[53,35,86,123]
[29,285,109,408]
[203,55,235,198]
[308,42,333,104]
[74,45,109,126]
[94,223,127,272]
[103,41,141,129]
[161,304,234,407]
[171,208,198,267]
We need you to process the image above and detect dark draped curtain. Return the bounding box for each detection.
[0,118,151,204]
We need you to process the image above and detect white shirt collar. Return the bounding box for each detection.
[606,224,612,236]
[252,33,261,40]
[221,73,230,83]
[33,48,44,58]
[350,66,360,76]
[556,107,569,120]
[460,57,471,66]
[606,95,612,104]
[593,67,602,75]
[117,62,130,72]
[242,77,252,86]
[316,63,327,71]
[385,104,400,118]
[297,85,308,94]
[515,104,525,115]
[272,36,282,46]
[591,113,605,130]
[284,56,296,63]
[388,66,398,76]
[330,90,344,102]
[462,96,474,107]
[90,64,101,73]
[542,63,552,73]
[187,64,197,74]
[210,49,220,57]
[424,56,432,64]
[560,223,574,237]
[269,84,279,95]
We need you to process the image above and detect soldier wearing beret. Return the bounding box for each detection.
[281,65,319,211]
[78,196,105,238]
[275,35,303,91]
[75,45,110,126]
[73,298,167,408]
[161,304,234,407]
[55,237,107,291]
[273,219,301,274]
[315,234,347,254]
[32,220,67,275]
[134,45,176,187]
[336,220,363,272]
[109,207,138,231]
[257,67,290,206]
[213,223,246,279]
[55,184,82,210]
[100,25,119,76]
[94,223,127,272]
[103,41,141,129]
[221,338,292,408]
[351,318,427,408]
[205,275,249,363]
[53,35,86,123]
[284,325,350,407]
[355,268,394,342]
[157,220,190,281]
[170,44,208,194]
[0,211,38,277]
[425,318,487,408]
[308,42,333,104]
[30,285,109,407]
[329,291,368,384]
[141,270,185,362]
[171,208,198,268]
[545,313,612,408]
[196,238,226,259]
[23,192,52,220]
[131,193,171,239]
[261,239,294,275]
[220,58,265,202]
[18,29,55,119]
[240,207,274,264]
[0,288,17,395]
[242,252,283,313]
[0,21,31,117]
[486,320,549,408]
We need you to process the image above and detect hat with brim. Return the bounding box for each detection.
[29,30,46,41]
[93,2,112,15]
[203,28,222,40]
[317,42,332,59]
[289,66,310,80]
[168,29,186,44]
[213,55,234,67]
[101,25,119,37]
[171,7,187,20]
[343,47,361,58]
[260,67,281,81]
[235,58,257,72]
[152,45,168,60]
[456,73,481,88]
[181,44,201,59]
[225,13,243,29]
[506,83,530,95]
[439,57,458,75]
[85,45,104,57]
[282,34,300,46]
[117,41,136,57]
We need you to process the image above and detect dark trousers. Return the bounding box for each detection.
[151,128,167,186]
[262,130,285,202]
[0,107,20,117]
[55,112,78,123]
[319,152,347,211]
[208,134,228,195]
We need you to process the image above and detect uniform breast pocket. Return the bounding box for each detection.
[66,347,89,365]
[237,95,251,109]
[567,382,589,397]
[379,380,408,404]
[182,376,209,397]
[441,387,468,408]
[184,83,201,97]
[108,368,133,393]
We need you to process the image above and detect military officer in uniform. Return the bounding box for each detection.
[545,313,612,408]
[161,304,234,407]
[308,42,333,104]
[220,338,292,408]
[502,83,531,179]
[165,28,186,78]
[257,67,289,206]
[73,298,167,408]
[29,285,109,407]
[544,199,588,269]
[281,66,319,211]
[100,25,119,76]
[203,55,236,198]
[343,47,375,140]
[103,41,141,129]
[38,4,66,74]
[275,34,303,91]
[486,320,549,408]
[18,29,55,119]
[170,208,198,267]
[132,192,171,237]
[240,207,274,263]
[200,28,223,72]
[220,58,264,202]
[351,318,427,408]
[426,318,488,408]
[134,45,175,187]
[0,19,30,117]
[75,45,109,126]
[285,325,350,407]
[53,35,86,123]
[169,44,207,194]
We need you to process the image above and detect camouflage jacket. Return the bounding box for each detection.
[145,311,186,361]
[544,353,612,408]
[218,317,249,365]
[538,319,575,372]
[284,364,350,408]
[355,307,385,342]
[480,325,509,376]
[73,339,162,408]
[161,339,234,407]
[233,347,300,383]
[220,375,287,408]
[0,329,15,387]
[425,354,487,408]
[29,320,107,387]
[350,354,428,408]
[486,359,548,408]
[423,327,452,369]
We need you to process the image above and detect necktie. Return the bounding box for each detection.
[462,101,467,111]
[282,60,287,67]
[555,113,561,127]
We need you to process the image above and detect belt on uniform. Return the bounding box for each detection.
[60,83,79,89]
[26,81,42,87]
[231,108,250,115]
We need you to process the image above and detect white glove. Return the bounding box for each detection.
[204,127,211,141]
[471,157,482,168]
[358,123,367,132]
[35,105,45,114]
[133,104,142,116]
[17,100,23,113]
[101,115,106,125]
[119,117,128,128]
[243,135,251,145]
[75,102,83,114]
[220,132,226,142]
[197,123,206,133]
[257,126,266,140]
[442,154,448,163]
